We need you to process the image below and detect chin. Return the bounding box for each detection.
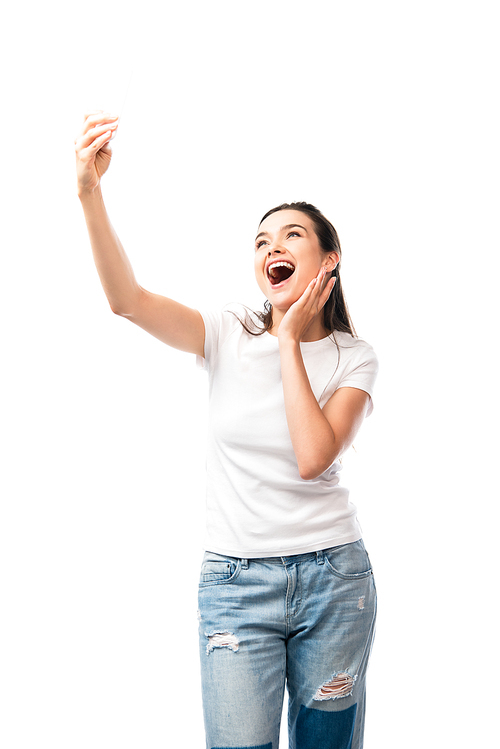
[269,290,303,311]
[271,279,308,302]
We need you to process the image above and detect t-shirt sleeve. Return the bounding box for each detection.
[196,307,241,371]
[196,308,223,371]
[336,344,379,417]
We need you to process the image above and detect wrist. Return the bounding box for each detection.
[278,333,301,350]
[78,183,103,205]
[77,172,102,197]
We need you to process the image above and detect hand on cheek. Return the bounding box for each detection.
[278,267,336,343]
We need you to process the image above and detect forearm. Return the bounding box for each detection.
[279,338,338,480]
[79,186,141,314]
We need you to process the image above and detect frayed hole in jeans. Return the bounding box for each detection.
[206,631,240,655]
[314,672,356,701]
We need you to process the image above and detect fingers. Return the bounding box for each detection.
[75,128,113,165]
[318,267,336,293]
[82,111,119,135]
[75,112,119,149]
[317,271,336,307]
[77,122,117,150]
[85,128,113,157]
[289,268,336,316]
[304,268,336,311]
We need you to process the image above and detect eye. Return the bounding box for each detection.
[287,231,300,238]
[255,240,268,250]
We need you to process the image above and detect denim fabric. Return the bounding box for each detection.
[198,540,376,749]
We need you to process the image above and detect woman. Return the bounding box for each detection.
[75,111,379,749]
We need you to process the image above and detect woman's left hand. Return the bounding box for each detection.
[278,267,336,343]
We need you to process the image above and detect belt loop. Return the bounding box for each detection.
[241,558,249,570]
[316,550,324,565]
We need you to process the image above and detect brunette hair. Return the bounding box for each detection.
[235,202,357,338]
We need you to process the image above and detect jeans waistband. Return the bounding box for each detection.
[226,549,330,567]
[205,541,362,567]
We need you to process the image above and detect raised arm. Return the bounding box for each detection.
[75,112,205,357]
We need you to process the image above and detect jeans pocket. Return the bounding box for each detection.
[323,540,373,580]
[199,552,241,586]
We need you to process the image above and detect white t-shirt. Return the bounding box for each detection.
[198,305,378,558]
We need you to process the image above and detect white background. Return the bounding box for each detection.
[1,1,498,747]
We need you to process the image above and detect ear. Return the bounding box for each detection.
[323,252,340,272]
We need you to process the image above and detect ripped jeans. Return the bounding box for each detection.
[198,540,377,749]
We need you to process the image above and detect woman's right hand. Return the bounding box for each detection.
[75,111,119,195]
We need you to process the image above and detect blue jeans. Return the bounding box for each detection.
[198,540,377,749]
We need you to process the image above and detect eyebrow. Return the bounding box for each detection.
[255,223,308,241]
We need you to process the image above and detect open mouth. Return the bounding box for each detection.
[267,261,296,287]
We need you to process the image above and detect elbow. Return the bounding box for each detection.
[297,451,341,481]
[110,305,131,317]
[109,298,138,317]
[299,466,327,481]
[299,466,320,481]
[106,295,125,315]
[108,288,144,317]
[298,462,331,482]
[109,305,129,317]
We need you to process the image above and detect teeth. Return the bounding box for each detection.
[268,261,295,277]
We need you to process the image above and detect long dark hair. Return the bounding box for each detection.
[235,202,357,338]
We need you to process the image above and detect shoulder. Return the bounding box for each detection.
[331,330,378,365]
[201,303,257,336]
[199,303,262,366]
[332,329,375,351]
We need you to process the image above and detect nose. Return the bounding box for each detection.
[267,245,283,257]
